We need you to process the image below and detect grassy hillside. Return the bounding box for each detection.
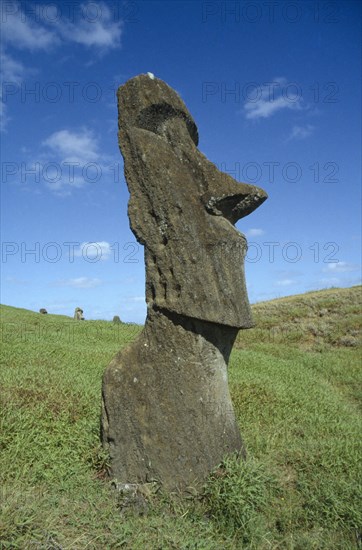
[1,286,361,549]
[237,285,361,350]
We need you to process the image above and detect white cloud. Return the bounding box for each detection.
[323,262,360,274]
[29,128,116,193]
[42,128,100,164]
[44,300,74,308]
[5,276,28,285]
[245,228,265,237]
[0,51,25,83]
[0,51,26,131]
[1,2,59,51]
[74,241,112,261]
[120,295,146,306]
[54,2,123,50]
[288,124,314,141]
[275,279,295,286]
[40,128,103,190]
[0,101,9,133]
[1,2,123,130]
[243,78,303,120]
[318,277,341,286]
[275,269,303,278]
[1,2,122,52]
[54,277,102,289]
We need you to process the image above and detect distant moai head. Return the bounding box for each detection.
[113,315,121,324]
[117,74,267,328]
[74,307,84,321]
[39,308,48,314]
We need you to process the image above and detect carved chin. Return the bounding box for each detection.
[145,234,252,329]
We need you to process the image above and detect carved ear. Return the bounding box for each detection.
[135,103,199,146]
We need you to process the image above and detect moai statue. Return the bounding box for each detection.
[113,315,122,324]
[101,74,267,491]
[74,307,84,320]
[39,308,48,314]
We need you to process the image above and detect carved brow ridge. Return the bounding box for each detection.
[136,103,199,146]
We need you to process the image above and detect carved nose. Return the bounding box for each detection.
[202,183,268,224]
[200,151,268,224]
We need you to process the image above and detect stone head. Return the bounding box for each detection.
[117,74,267,328]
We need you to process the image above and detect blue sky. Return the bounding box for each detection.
[1,0,361,323]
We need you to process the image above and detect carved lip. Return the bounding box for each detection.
[216,217,248,246]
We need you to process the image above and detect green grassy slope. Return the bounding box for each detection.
[1,286,361,549]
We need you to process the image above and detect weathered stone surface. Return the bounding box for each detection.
[101,74,267,491]
[39,308,48,314]
[113,315,121,324]
[102,308,243,489]
[74,307,84,321]
[116,75,267,328]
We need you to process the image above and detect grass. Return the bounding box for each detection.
[0,286,361,549]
